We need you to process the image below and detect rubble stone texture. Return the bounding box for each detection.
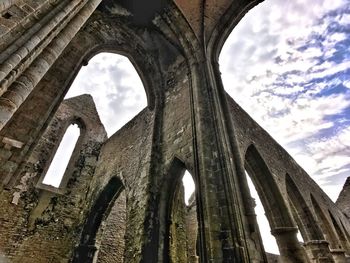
[0,0,349,262]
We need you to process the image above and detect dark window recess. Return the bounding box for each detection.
[2,12,12,19]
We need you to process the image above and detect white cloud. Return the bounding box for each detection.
[220,0,349,254]
[66,53,147,137]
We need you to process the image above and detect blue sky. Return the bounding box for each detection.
[220,0,350,253]
[44,0,349,255]
[221,0,350,200]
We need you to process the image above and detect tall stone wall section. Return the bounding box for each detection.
[0,94,107,262]
[336,177,350,218]
[0,0,349,262]
[96,190,127,263]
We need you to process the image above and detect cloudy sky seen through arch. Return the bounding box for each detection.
[44,0,349,255]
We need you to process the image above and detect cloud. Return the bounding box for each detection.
[66,53,147,136]
[220,0,350,253]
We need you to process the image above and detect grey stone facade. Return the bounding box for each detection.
[0,0,349,262]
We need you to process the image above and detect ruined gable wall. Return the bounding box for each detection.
[0,95,107,263]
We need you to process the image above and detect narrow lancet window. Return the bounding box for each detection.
[182,170,195,205]
[42,124,80,187]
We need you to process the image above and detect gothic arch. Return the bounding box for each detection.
[72,176,125,263]
[328,210,350,252]
[244,145,294,229]
[158,157,199,263]
[36,118,85,191]
[310,194,340,250]
[11,94,106,190]
[285,173,324,241]
[244,144,307,262]
[208,0,263,61]
[340,220,350,245]
[0,16,164,186]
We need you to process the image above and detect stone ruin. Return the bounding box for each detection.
[0,0,349,262]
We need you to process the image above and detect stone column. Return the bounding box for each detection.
[186,52,251,262]
[304,240,335,263]
[330,249,347,263]
[0,0,84,94]
[0,0,102,130]
[272,227,309,263]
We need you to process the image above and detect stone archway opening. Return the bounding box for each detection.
[72,177,125,263]
[169,169,199,263]
[41,52,148,188]
[66,52,147,137]
[244,171,279,255]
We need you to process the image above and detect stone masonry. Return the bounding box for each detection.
[0,0,349,262]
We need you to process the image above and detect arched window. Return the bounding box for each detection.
[285,173,324,242]
[42,123,80,188]
[244,145,305,261]
[328,210,350,252]
[161,158,199,262]
[169,169,198,263]
[310,194,340,249]
[41,52,147,189]
[66,52,147,137]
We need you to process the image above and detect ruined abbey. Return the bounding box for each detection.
[0,0,349,262]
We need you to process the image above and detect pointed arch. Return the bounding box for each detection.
[310,194,340,249]
[339,219,350,245]
[72,177,125,263]
[158,157,199,263]
[328,211,350,252]
[285,173,324,241]
[244,144,307,262]
[36,116,87,192]
[244,145,294,228]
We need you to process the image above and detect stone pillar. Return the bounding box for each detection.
[304,240,335,263]
[0,0,102,130]
[186,53,251,262]
[272,227,309,263]
[0,0,84,94]
[330,249,347,263]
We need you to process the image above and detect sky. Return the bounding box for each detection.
[43,0,349,255]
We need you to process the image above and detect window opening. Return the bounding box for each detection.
[182,170,195,205]
[42,124,80,187]
[245,172,279,255]
[168,169,198,262]
[66,53,147,137]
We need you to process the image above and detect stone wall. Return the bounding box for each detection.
[0,94,107,262]
[0,0,349,262]
[96,190,127,263]
[336,177,350,218]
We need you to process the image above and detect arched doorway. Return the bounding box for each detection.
[161,158,199,263]
[72,177,125,263]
